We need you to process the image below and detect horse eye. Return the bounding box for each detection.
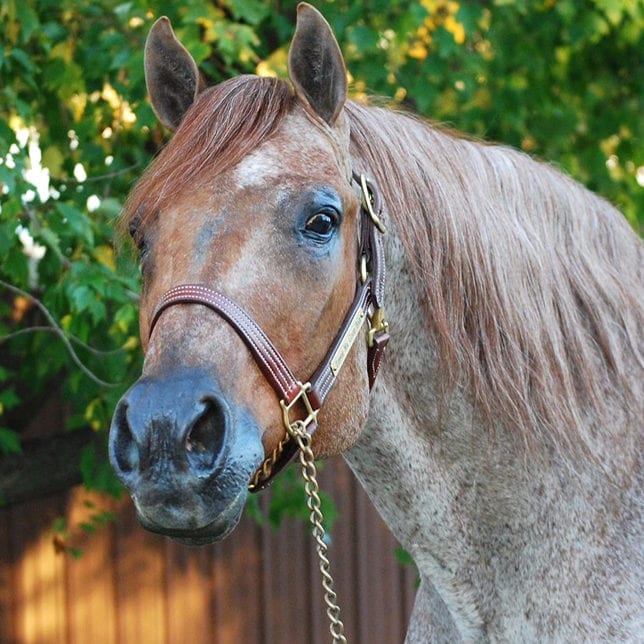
[305,212,337,237]
[128,219,138,238]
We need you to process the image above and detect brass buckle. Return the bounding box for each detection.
[360,174,386,234]
[280,381,319,435]
[368,307,389,347]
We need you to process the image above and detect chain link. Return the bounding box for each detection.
[287,421,348,644]
[247,434,291,491]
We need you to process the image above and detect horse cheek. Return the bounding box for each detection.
[314,342,370,458]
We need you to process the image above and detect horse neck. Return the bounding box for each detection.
[345,227,508,552]
[344,228,514,636]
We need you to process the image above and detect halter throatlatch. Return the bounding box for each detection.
[148,173,389,491]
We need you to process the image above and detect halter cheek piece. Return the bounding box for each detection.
[148,173,389,491]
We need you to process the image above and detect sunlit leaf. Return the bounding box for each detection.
[42,146,65,176]
[93,245,116,270]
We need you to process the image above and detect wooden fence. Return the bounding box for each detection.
[0,457,416,643]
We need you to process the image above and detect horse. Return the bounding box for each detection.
[109,4,643,641]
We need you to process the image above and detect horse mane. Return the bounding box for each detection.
[123,75,643,459]
[345,100,643,458]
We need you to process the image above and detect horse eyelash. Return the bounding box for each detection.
[128,218,147,253]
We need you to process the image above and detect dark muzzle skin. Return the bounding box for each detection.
[108,368,264,545]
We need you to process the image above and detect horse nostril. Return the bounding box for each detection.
[111,401,140,475]
[185,399,227,474]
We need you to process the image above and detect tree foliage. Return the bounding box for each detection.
[0,0,641,508]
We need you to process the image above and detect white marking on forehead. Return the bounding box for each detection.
[233,146,286,188]
[232,110,349,189]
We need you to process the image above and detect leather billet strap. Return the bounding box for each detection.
[147,174,389,491]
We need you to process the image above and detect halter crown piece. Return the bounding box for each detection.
[148,173,389,491]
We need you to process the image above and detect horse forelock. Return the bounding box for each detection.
[120,75,294,234]
[345,101,643,461]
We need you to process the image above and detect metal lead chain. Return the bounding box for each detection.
[247,433,291,491]
[288,421,348,643]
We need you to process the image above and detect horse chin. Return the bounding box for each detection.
[134,486,247,546]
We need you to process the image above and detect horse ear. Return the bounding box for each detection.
[144,17,205,132]
[288,3,347,125]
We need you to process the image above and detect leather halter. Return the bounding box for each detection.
[148,173,389,491]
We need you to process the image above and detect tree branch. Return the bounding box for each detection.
[0,428,105,506]
[0,279,122,387]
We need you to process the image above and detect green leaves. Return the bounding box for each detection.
[225,0,269,26]
[246,465,338,534]
[80,445,123,498]
[0,428,21,455]
[56,203,95,247]
[43,58,86,101]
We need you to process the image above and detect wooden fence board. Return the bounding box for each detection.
[65,489,118,644]
[13,496,68,644]
[113,503,167,643]
[212,517,263,643]
[261,514,313,644]
[164,539,214,644]
[0,505,17,643]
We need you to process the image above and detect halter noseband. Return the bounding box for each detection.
[148,173,389,491]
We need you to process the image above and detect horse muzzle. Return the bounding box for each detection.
[108,368,264,544]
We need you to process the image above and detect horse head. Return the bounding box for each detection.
[109,4,380,545]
